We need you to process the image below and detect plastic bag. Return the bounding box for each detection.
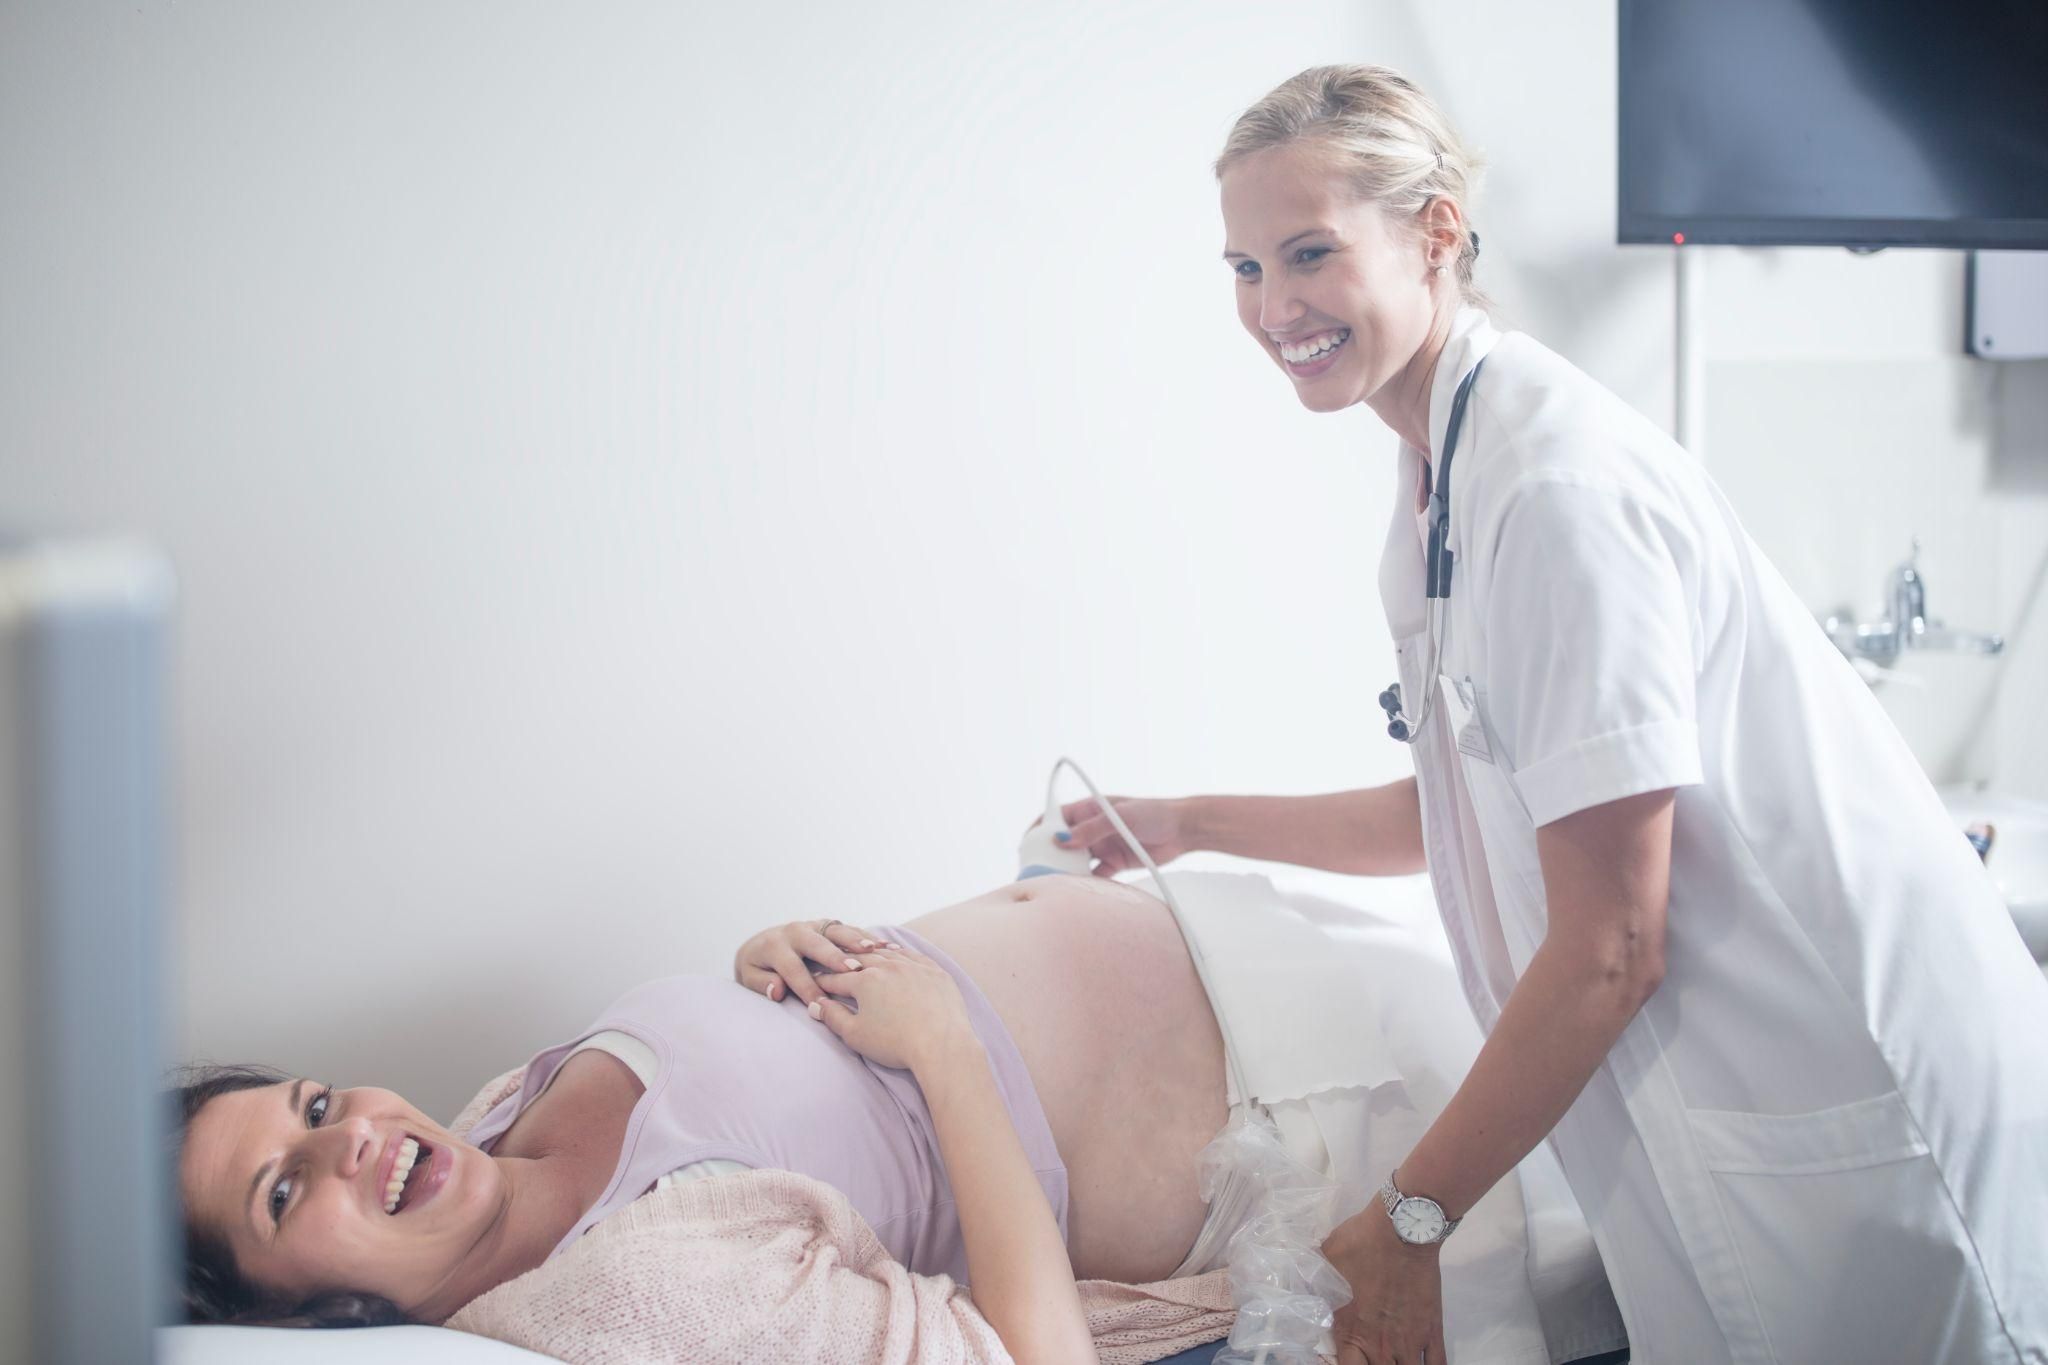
[1198,1106,1350,1365]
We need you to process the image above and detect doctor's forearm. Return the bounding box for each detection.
[1186,781,1425,875]
[1389,936,1657,1221]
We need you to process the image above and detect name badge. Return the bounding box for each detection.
[1438,673,1494,764]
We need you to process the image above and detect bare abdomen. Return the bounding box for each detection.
[906,874,1228,1283]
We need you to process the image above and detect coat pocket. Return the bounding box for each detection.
[1686,1090,1925,1175]
[1684,1092,1999,1364]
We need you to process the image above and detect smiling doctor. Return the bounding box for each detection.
[1055,66,2048,1364]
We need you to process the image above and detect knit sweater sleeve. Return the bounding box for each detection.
[444,1170,1013,1365]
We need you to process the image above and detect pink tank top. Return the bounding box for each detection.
[462,925,1069,1285]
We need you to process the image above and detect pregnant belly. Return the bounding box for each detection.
[905,874,1228,1283]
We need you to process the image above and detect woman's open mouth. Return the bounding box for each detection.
[1279,327,1351,377]
[382,1135,445,1215]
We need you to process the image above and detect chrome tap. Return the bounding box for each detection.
[1889,552,1927,645]
[1823,538,2004,669]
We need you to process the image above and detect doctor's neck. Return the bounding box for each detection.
[1366,298,1459,464]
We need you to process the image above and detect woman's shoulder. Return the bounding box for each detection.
[491,1046,647,1168]
[443,974,760,1140]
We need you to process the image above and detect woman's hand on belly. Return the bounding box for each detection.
[734,918,894,1008]
[807,946,978,1074]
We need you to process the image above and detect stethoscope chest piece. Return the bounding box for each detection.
[1379,684,1411,742]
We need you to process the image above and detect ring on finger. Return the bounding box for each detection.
[817,918,842,933]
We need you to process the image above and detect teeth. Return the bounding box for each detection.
[1280,329,1349,364]
[383,1137,420,1214]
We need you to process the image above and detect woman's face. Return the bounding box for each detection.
[180,1079,506,1315]
[1220,140,1437,413]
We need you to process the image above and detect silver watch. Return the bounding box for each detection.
[1378,1172,1461,1246]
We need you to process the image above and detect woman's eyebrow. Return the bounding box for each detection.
[245,1078,307,1230]
[1223,227,1334,261]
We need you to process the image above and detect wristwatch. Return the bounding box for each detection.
[1378,1171,1462,1246]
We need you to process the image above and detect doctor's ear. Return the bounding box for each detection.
[1416,195,1466,272]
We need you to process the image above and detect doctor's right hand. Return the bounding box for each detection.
[1034,795,1197,876]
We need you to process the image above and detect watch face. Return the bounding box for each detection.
[1393,1197,1447,1244]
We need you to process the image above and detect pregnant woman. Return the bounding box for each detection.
[174,870,1621,1364]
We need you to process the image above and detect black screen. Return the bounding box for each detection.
[1618,0,2048,247]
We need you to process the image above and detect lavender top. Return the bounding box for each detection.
[462,925,1069,1285]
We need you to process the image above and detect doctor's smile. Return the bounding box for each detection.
[1274,326,1351,375]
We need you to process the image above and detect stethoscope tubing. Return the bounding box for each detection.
[1383,356,1486,745]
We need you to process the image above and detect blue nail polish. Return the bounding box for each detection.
[1055,831,1071,843]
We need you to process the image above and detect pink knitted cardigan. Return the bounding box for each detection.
[439,1068,1239,1364]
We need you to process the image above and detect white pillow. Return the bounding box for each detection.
[159,1324,563,1363]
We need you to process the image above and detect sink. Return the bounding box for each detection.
[1937,787,2048,964]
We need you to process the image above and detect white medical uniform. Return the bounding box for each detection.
[1380,308,2048,1363]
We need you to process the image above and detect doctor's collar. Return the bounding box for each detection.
[1421,307,1498,466]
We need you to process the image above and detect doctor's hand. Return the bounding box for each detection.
[1031,795,1195,876]
[1322,1205,1448,1365]
[807,946,976,1075]
[734,918,895,1009]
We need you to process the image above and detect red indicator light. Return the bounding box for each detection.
[1673,232,1686,245]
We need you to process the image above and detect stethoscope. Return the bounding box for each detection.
[1379,356,1487,744]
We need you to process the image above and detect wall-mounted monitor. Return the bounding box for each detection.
[1618,0,2048,249]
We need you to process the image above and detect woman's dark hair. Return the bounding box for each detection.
[167,1062,409,1329]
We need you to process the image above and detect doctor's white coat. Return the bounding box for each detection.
[1381,308,2047,1363]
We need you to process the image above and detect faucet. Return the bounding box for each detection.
[1823,538,2005,669]
[1889,552,1926,644]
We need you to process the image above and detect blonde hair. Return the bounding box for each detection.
[1216,65,1486,293]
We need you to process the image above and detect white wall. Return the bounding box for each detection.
[4,1,2042,1118]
